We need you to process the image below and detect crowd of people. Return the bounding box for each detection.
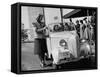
[53,18,95,43]
[75,18,95,42]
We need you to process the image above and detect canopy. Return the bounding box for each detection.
[63,9,95,18]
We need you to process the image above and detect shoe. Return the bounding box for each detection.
[40,62,44,67]
[40,62,46,68]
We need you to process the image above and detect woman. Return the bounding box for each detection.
[33,14,48,67]
[80,20,85,39]
[83,19,89,40]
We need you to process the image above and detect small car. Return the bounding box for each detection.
[46,23,92,69]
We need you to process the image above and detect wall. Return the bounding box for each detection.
[44,8,61,26]
[21,6,30,29]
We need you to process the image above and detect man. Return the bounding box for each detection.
[69,18,76,31]
[75,20,80,38]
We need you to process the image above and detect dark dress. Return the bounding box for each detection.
[75,24,80,37]
[33,22,48,62]
[34,38,47,55]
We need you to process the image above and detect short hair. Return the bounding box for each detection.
[69,18,72,22]
[65,23,68,26]
[80,20,83,24]
[76,20,79,23]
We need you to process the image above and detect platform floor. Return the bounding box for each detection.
[21,42,96,71]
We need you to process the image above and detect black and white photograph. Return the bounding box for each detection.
[21,5,97,71]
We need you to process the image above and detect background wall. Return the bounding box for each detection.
[44,8,61,25]
[21,7,30,29]
[0,0,99,77]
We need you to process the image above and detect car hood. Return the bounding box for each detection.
[49,31,77,38]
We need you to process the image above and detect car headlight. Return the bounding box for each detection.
[80,40,91,56]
